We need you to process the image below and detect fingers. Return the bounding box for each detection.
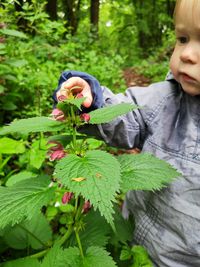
[56,77,93,108]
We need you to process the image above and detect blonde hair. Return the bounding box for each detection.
[174,0,199,21]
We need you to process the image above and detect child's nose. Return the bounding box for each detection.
[180,44,198,64]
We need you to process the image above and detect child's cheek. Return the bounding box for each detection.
[169,55,179,81]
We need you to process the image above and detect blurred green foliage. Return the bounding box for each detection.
[0,0,176,124]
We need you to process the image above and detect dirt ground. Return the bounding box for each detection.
[123,67,151,87]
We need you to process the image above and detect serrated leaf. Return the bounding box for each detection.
[89,103,137,124]
[82,246,116,267]
[29,138,48,169]
[41,244,80,267]
[0,176,55,228]
[57,97,86,111]
[3,258,40,267]
[6,171,37,186]
[119,153,180,191]
[4,212,52,250]
[0,137,25,154]
[67,209,110,249]
[54,150,121,226]
[0,29,28,39]
[0,117,65,135]
[131,245,153,267]
[109,205,134,245]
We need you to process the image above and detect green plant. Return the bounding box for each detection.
[0,93,180,266]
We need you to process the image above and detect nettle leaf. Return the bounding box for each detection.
[6,171,37,186]
[3,213,52,250]
[57,97,86,112]
[41,244,81,267]
[0,117,65,135]
[0,176,55,229]
[89,103,137,124]
[119,153,181,191]
[82,246,116,267]
[29,138,48,169]
[54,150,121,227]
[0,137,25,154]
[3,258,40,267]
[67,209,111,249]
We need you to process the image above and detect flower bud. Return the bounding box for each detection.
[80,113,90,123]
[82,200,91,214]
[51,108,65,121]
[58,95,67,102]
[62,192,73,204]
[49,149,66,161]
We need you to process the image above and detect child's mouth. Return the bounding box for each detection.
[180,73,196,83]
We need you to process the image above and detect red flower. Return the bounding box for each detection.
[48,141,63,151]
[82,200,91,214]
[58,95,67,102]
[49,149,66,161]
[80,113,90,123]
[62,192,74,204]
[51,108,65,121]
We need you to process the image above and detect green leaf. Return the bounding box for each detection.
[29,138,48,169]
[109,205,134,246]
[67,209,111,249]
[57,97,86,111]
[89,103,138,124]
[0,29,28,39]
[0,137,25,154]
[131,246,153,267]
[6,171,37,186]
[41,244,80,267]
[54,150,121,227]
[0,176,55,228]
[31,245,116,267]
[6,59,28,68]
[4,213,52,250]
[82,246,116,267]
[0,117,65,135]
[119,153,180,191]
[3,258,40,267]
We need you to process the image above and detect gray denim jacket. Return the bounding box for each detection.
[55,71,200,267]
[95,74,200,267]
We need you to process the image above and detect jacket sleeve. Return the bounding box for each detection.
[85,80,178,150]
[52,70,103,112]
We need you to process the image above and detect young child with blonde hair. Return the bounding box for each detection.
[53,1,200,266]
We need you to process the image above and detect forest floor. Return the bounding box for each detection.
[123,67,151,87]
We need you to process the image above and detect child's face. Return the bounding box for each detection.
[170,0,200,96]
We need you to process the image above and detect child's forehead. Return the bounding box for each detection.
[175,0,200,28]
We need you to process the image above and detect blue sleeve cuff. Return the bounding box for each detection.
[52,70,103,112]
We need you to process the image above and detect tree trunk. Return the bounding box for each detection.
[62,0,81,35]
[90,0,100,37]
[46,0,57,20]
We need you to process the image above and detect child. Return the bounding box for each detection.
[53,0,200,266]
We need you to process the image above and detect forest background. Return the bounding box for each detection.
[0,0,176,124]
[0,0,177,266]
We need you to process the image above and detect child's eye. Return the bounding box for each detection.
[177,36,188,44]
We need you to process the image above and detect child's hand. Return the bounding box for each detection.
[56,77,93,108]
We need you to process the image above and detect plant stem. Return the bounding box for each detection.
[57,224,73,246]
[75,227,84,259]
[29,248,49,259]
